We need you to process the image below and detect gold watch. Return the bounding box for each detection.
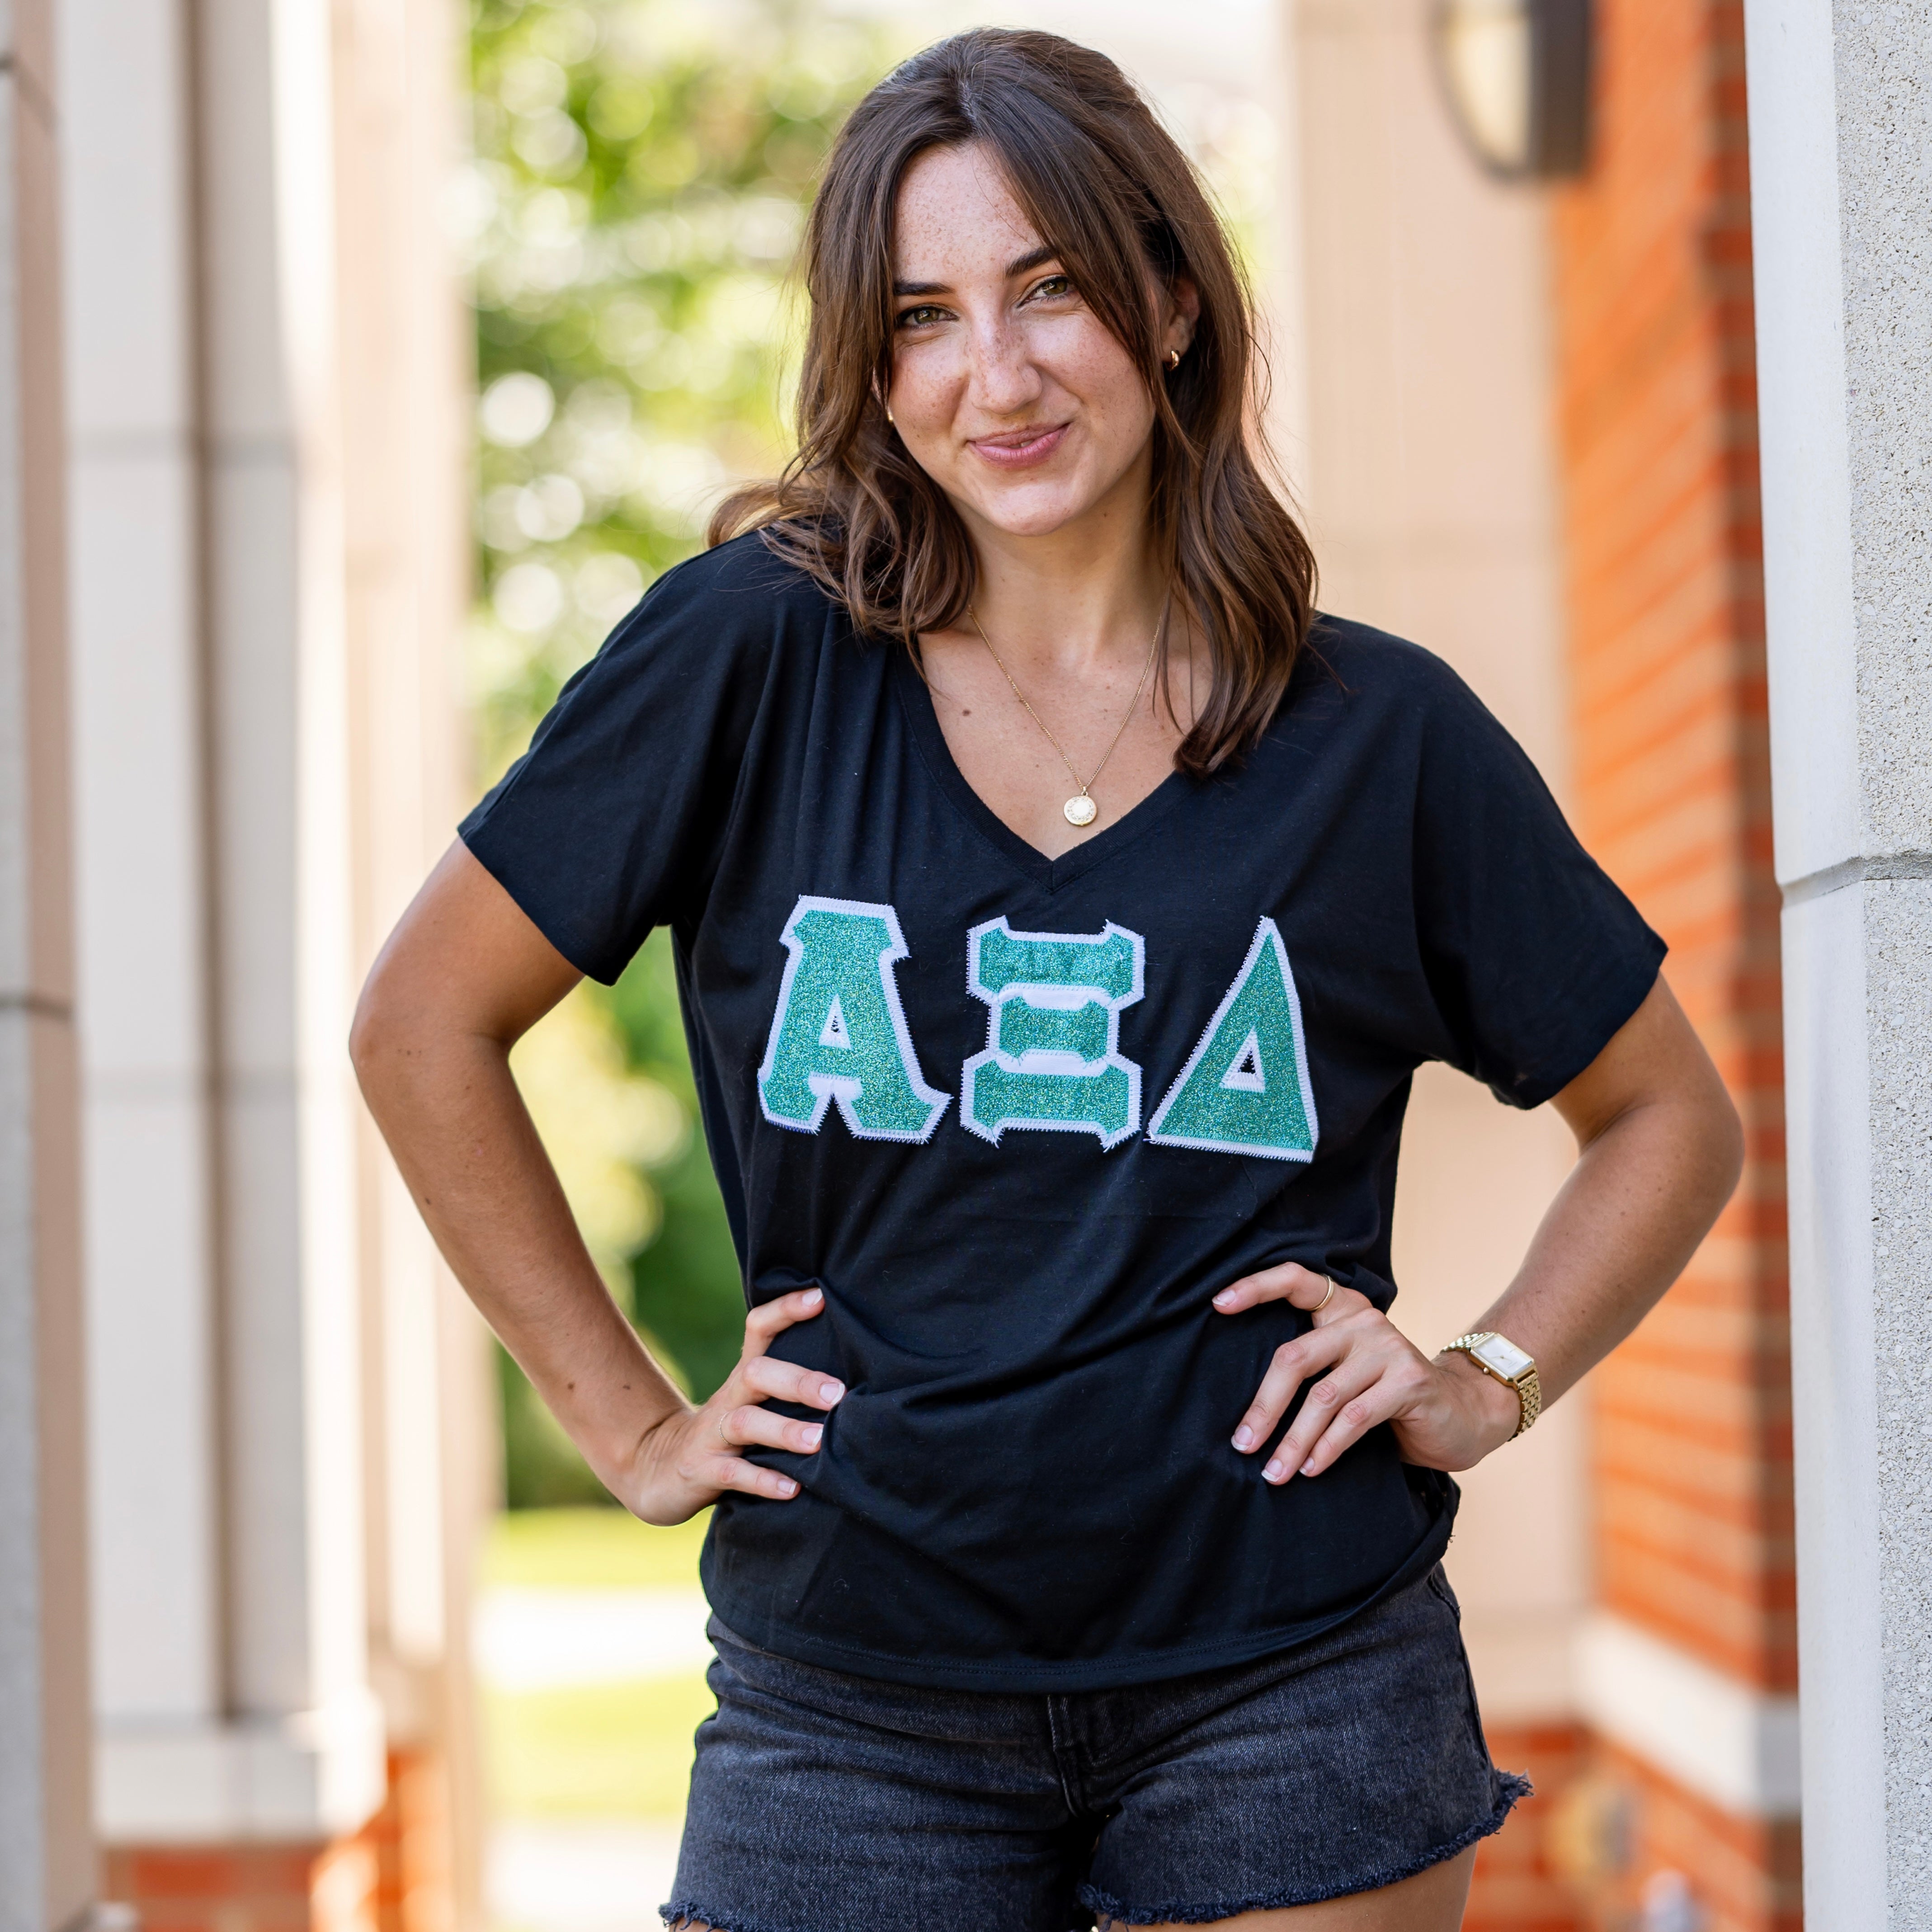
[1442,1331,1541,1438]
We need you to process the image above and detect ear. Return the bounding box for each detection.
[1164,275,1202,354]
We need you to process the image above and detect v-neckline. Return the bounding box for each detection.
[890,647,1195,892]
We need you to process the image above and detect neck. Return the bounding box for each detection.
[957,462,1168,676]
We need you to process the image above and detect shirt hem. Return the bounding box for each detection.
[701,1507,1455,1694]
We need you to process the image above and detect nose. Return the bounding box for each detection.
[965,313,1043,418]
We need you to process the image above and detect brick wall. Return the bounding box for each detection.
[1550,0,1793,1921]
[99,1843,379,1932]
[1468,1722,1589,1932]
[1582,1745,1801,1932]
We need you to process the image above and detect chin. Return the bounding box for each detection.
[962,479,1103,540]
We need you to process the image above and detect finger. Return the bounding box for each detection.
[718,1404,826,1456]
[1212,1261,1329,1315]
[739,1352,846,1411]
[1310,1284,1375,1329]
[692,1453,802,1502]
[1230,1325,1349,1452]
[1263,1358,1389,1483]
[740,1286,827,1360]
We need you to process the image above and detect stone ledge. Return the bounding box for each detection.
[96,1692,386,1844]
[1575,1612,1800,1819]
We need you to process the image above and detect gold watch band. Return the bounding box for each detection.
[1443,1331,1541,1439]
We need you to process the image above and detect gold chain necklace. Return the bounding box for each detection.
[965,599,1168,828]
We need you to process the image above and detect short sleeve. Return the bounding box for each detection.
[1410,668,1666,1108]
[459,538,790,983]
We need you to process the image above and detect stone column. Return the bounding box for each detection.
[58,0,225,1812]
[59,0,483,1913]
[1744,1,1932,1922]
[0,0,94,1920]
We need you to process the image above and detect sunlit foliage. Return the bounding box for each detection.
[466,0,895,1502]
[466,0,890,776]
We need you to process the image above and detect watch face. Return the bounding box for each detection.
[1473,1333,1533,1382]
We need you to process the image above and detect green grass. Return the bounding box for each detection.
[484,1673,717,1819]
[482,1505,712,1589]
[481,1506,716,1823]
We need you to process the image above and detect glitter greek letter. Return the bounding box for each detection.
[961,918,1145,1149]
[757,896,950,1142]
[1146,917,1318,1160]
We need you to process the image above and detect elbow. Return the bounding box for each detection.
[1699,1075,1746,1219]
[348,965,403,1093]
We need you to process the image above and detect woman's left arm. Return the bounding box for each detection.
[1218,974,1744,1484]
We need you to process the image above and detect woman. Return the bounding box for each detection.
[354,29,1741,1931]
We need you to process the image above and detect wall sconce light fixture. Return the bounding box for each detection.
[1431,0,1592,180]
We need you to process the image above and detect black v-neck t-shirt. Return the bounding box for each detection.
[461,532,1665,1691]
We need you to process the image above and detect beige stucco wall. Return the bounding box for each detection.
[1289,0,1585,1723]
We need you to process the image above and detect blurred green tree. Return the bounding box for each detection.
[467,0,894,1504]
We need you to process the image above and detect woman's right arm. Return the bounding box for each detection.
[350,839,841,1523]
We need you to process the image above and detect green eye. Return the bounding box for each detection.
[1028,274,1074,301]
[896,305,945,329]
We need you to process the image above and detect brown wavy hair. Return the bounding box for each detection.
[708,28,1317,777]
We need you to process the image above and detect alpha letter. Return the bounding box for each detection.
[961,919,1145,1149]
[757,897,950,1143]
[1146,918,1318,1160]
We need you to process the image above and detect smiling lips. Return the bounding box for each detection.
[968,423,1070,469]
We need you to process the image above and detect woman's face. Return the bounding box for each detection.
[886,141,1191,545]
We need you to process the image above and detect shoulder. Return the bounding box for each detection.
[562,529,847,712]
[1290,613,1563,834]
[1299,613,1477,710]
[1268,612,1494,746]
[1265,614,1536,793]
[511,532,844,755]
[630,527,843,635]
[1308,613,1528,742]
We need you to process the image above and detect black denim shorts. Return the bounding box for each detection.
[664,1566,1527,1931]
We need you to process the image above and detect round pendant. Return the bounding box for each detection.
[1063,794,1098,827]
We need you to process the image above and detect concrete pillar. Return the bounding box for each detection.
[0,0,94,1918]
[1744,1,1932,1920]
[58,0,225,1784]
[58,0,482,1909]
[59,0,385,1848]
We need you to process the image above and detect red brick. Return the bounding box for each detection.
[1552,0,1795,1919]
[101,1749,454,1932]
[1581,1742,1802,1932]
[1466,1722,1589,1932]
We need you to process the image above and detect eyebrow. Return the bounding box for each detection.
[891,244,1063,299]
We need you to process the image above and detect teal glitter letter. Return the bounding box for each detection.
[757,896,950,1143]
[1146,917,1318,1160]
[961,919,1145,1149]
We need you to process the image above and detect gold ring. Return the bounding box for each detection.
[1314,1277,1335,1313]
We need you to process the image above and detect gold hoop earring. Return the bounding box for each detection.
[1164,348,1182,371]
[885,405,895,425]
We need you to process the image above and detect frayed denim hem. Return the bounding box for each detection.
[1081,1771,1534,1928]
[662,1904,816,1932]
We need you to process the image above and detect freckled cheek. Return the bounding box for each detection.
[1027,323,1153,452]
[886,349,973,454]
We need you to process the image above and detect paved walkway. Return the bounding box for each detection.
[477,1584,712,1931]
